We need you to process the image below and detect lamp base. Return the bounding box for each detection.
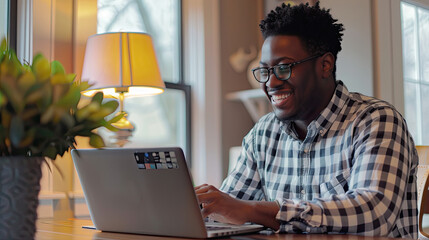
[98,111,135,148]
[109,129,133,147]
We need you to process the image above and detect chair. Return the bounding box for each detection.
[416,146,429,239]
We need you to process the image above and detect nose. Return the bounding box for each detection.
[265,71,284,89]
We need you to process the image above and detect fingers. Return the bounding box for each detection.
[197,190,222,203]
[200,202,215,218]
[194,184,208,191]
[194,184,219,194]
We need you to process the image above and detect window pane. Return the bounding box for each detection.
[97,0,180,83]
[95,0,187,156]
[421,84,429,144]
[401,3,419,81]
[419,8,429,83]
[0,0,8,39]
[404,81,421,144]
[99,88,187,152]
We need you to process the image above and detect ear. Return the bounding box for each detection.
[319,52,335,79]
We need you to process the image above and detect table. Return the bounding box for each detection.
[35,218,401,240]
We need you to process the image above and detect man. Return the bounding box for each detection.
[195,2,418,238]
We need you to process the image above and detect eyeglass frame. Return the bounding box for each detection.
[251,54,323,83]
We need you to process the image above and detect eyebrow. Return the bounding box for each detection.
[259,56,295,65]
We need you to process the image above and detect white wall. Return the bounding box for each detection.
[320,0,374,96]
[183,0,223,187]
[371,0,404,114]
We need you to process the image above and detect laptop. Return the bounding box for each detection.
[71,147,265,238]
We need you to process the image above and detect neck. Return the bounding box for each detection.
[293,79,336,140]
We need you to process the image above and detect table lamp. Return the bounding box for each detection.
[81,32,165,146]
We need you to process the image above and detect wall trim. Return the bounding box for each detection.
[183,0,222,187]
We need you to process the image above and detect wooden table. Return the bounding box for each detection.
[36,218,401,240]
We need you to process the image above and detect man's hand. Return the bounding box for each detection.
[195,184,280,230]
[195,184,251,225]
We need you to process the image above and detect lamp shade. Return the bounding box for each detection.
[81,32,165,97]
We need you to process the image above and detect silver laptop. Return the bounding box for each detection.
[71,147,264,238]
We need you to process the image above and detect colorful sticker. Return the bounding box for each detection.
[135,151,179,170]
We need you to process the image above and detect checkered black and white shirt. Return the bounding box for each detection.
[220,81,418,238]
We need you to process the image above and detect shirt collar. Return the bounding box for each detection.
[312,80,349,137]
[280,80,350,139]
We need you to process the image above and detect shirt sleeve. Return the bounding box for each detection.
[220,128,266,201]
[276,106,418,237]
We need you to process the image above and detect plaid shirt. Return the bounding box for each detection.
[220,81,418,238]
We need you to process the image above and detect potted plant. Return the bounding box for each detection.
[0,38,121,239]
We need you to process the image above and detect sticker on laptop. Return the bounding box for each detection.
[134,151,178,170]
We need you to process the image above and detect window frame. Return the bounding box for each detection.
[5,0,17,51]
[174,1,192,165]
[400,0,429,145]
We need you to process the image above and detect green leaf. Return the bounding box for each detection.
[77,81,91,92]
[91,92,104,105]
[1,109,11,129]
[101,122,119,132]
[56,85,81,109]
[50,73,67,84]
[52,83,70,103]
[40,105,55,124]
[9,116,24,147]
[66,125,85,135]
[87,108,113,122]
[101,100,119,113]
[17,70,36,93]
[87,100,119,122]
[66,73,76,83]
[89,133,105,148]
[51,60,65,75]
[42,145,57,160]
[0,37,7,53]
[75,102,99,121]
[25,84,48,104]
[107,112,125,124]
[0,81,24,113]
[1,55,21,78]
[56,139,67,157]
[32,54,50,81]
[10,51,22,74]
[40,82,53,109]
[0,91,6,107]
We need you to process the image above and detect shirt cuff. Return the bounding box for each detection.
[276,199,323,228]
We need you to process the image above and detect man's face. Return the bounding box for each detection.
[259,35,325,122]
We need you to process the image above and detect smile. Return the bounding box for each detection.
[271,93,292,104]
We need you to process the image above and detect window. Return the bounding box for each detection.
[96,0,191,162]
[0,1,7,38]
[0,0,16,50]
[401,1,429,145]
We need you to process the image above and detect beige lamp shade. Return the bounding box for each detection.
[81,32,165,97]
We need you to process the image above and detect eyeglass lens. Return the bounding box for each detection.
[254,65,291,83]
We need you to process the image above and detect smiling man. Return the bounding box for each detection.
[195,2,418,238]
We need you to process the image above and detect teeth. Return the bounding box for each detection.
[271,93,291,103]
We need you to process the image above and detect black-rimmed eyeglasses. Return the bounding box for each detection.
[251,54,322,83]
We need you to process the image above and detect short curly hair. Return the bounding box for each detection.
[259,2,344,79]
